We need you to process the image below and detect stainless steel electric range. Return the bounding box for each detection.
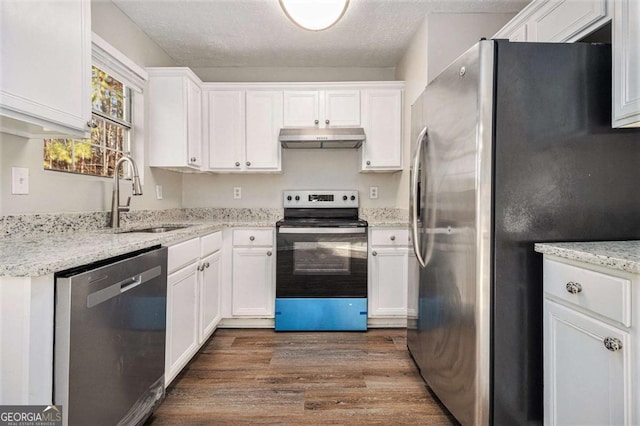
[275,190,368,331]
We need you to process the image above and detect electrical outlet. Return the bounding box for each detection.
[12,167,29,195]
[155,185,163,200]
[234,187,242,199]
[369,186,378,199]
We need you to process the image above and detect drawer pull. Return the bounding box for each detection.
[390,235,396,241]
[603,337,622,352]
[372,251,377,256]
[565,281,582,294]
[267,251,272,256]
[249,236,255,241]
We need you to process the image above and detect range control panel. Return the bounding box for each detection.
[283,190,359,208]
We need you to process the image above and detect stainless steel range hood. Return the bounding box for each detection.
[279,127,365,149]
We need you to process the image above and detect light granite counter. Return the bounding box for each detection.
[360,208,409,227]
[534,241,640,274]
[0,220,274,277]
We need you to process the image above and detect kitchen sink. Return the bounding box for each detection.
[120,225,191,234]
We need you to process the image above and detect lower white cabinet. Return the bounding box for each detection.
[231,229,275,317]
[368,228,410,321]
[165,231,222,385]
[542,256,638,425]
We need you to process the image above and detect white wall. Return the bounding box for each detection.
[193,67,396,82]
[0,0,180,215]
[393,12,514,211]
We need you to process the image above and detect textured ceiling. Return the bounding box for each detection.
[112,0,530,68]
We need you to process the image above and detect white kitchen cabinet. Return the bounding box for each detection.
[494,0,610,43]
[207,90,282,172]
[361,89,403,172]
[165,231,223,385]
[542,256,638,425]
[231,229,275,317]
[0,0,91,138]
[283,90,360,128]
[147,68,203,171]
[613,0,640,128]
[368,228,410,322]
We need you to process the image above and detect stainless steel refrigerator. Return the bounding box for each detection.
[408,39,640,425]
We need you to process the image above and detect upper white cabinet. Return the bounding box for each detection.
[147,68,203,171]
[0,0,91,138]
[206,90,282,172]
[613,0,640,127]
[495,0,610,42]
[283,90,360,128]
[361,89,403,172]
[542,256,639,425]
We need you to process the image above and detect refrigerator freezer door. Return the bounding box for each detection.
[409,41,495,425]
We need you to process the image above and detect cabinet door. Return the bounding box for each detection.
[613,0,640,128]
[369,247,408,317]
[208,90,245,170]
[324,90,360,127]
[186,78,202,168]
[166,263,199,386]
[361,89,403,171]
[232,247,274,316]
[245,91,283,171]
[0,0,91,137]
[199,251,222,344]
[544,299,630,426]
[528,0,609,42]
[283,91,320,127]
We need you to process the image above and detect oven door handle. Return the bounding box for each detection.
[277,227,366,234]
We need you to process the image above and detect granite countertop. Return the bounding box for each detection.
[534,241,640,274]
[0,220,274,278]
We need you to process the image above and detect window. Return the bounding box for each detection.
[44,66,132,177]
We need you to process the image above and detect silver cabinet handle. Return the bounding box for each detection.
[190,157,197,163]
[87,119,98,128]
[235,161,240,167]
[325,119,330,125]
[603,337,622,352]
[314,119,319,125]
[390,235,395,241]
[565,282,582,294]
[197,264,204,272]
[372,251,377,256]
[249,236,255,241]
[246,161,251,166]
[267,251,272,256]
[366,160,371,166]
[205,262,210,269]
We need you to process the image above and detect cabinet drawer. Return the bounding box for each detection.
[233,229,273,246]
[370,229,410,247]
[168,237,200,274]
[543,259,631,326]
[201,231,222,256]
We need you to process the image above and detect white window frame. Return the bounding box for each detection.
[90,33,148,183]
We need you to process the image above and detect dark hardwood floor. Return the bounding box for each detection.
[146,328,458,425]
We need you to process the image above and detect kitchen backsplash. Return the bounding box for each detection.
[0,207,408,238]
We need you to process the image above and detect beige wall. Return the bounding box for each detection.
[0,0,179,215]
[393,12,514,211]
[192,67,396,83]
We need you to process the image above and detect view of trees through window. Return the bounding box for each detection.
[44,66,131,177]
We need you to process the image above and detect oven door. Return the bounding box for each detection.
[276,227,367,298]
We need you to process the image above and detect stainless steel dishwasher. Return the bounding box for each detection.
[54,245,168,426]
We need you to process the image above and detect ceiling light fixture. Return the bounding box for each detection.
[279,0,349,31]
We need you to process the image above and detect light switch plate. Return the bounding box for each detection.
[369,186,378,199]
[234,187,242,199]
[12,167,29,195]
[155,185,163,200]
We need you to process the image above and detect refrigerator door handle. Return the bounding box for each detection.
[411,126,428,268]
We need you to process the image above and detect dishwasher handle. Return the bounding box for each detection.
[87,265,162,308]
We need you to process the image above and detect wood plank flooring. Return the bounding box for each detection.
[146,329,458,425]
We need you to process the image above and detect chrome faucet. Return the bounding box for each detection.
[111,156,143,228]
